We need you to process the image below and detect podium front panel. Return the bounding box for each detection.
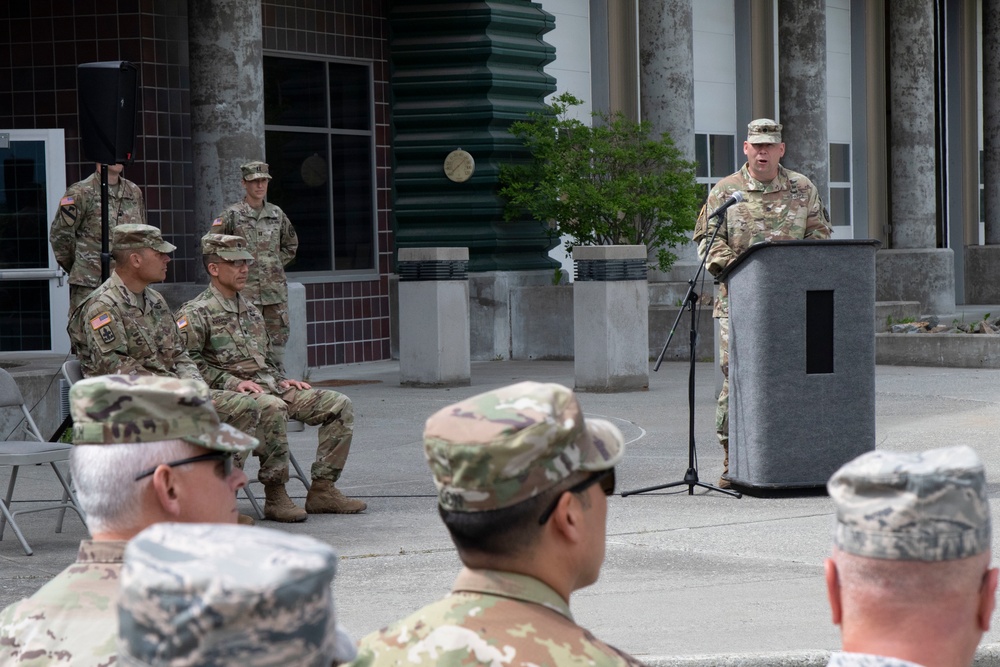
[726,241,877,488]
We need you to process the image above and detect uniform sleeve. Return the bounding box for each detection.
[177,304,241,391]
[691,188,737,277]
[49,185,87,273]
[804,185,832,240]
[131,182,148,225]
[83,302,150,377]
[279,211,298,267]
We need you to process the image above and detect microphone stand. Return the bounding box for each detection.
[622,207,741,499]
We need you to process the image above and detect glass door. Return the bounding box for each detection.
[0,129,69,352]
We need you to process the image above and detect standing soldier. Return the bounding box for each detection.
[692,119,831,488]
[177,233,366,521]
[213,160,298,363]
[50,163,146,316]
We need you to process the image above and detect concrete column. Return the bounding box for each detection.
[573,245,649,392]
[188,0,265,279]
[777,0,828,202]
[638,0,698,268]
[887,0,936,249]
[639,0,694,161]
[984,0,1000,245]
[398,248,471,387]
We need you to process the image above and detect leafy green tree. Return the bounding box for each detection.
[500,92,702,272]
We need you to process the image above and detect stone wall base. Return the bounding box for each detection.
[875,248,955,313]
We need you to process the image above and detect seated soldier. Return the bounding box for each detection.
[177,233,365,522]
[0,375,258,666]
[824,445,998,667]
[75,224,260,511]
[350,381,644,667]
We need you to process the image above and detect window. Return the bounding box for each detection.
[829,143,851,227]
[695,133,736,198]
[263,56,375,273]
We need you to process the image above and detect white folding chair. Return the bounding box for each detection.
[0,368,84,556]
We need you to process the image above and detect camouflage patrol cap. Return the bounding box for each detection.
[828,445,991,562]
[201,233,254,261]
[117,522,355,667]
[240,160,272,181]
[70,375,257,454]
[113,224,176,253]
[747,118,782,144]
[423,381,625,512]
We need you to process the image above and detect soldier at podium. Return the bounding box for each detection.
[692,118,832,489]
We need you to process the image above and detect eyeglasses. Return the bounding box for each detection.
[538,468,616,525]
[134,451,234,481]
[216,258,253,267]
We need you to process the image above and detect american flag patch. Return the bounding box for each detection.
[90,312,112,329]
[176,316,188,329]
[211,217,223,227]
[60,195,75,206]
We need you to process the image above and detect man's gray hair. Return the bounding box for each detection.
[70,439,198,535]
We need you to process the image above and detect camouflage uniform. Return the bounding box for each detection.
[351,568,645,667]
[117,522,355,666]
[79,225,260,439]
[0,540,127,666]
[49,169,146,315]
[351,382,639,667]
[827,655,926,667]
[213,161,298,346]
[178,282,354,486]
[691,120,831,478]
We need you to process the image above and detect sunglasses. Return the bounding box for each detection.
[134,451,234,481]
[216,258,253,267]
[538,468,616,525]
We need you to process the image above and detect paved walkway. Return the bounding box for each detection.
[3,359,1000,665]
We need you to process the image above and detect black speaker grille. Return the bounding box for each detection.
[574,259,647,282]
[398,260,469,281]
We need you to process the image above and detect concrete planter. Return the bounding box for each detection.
[572,245,649,392]
[875,332,1000,368]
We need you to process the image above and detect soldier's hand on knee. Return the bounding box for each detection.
[280,379,311,391]
[236,380,265,394]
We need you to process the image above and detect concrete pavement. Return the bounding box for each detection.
[3,359,1000,665]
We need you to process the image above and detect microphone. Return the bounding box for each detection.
[707,191,745,219]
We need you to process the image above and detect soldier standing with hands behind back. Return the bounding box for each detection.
[50,163,146,316]
[691,119,832,489]
[213,160,298,364]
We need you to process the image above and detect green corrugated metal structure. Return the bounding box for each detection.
[389,0,559,272]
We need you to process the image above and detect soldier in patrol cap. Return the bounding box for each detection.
[117,522,356,666]
[350,381,644,667]
[50,163,147,317]
[72,224,261,514]
[178,233,365,522]
[0,375,258,666]
[824,446,999,667]
[691,118,832,488]
[212,160,298,363]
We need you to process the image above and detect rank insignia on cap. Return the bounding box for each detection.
[60,195,75,207]
[176,316,188,329]
[90,312,112,330]
[211,217,223,227]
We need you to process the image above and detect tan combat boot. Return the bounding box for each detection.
[305,479,367,514]
[263,484,307,523]
[237,513,256,526]
[718,442,732,489]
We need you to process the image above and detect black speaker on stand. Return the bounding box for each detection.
[77,61,139,166]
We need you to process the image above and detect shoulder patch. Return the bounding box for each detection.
[211,217,223,227]
[90,312,113,330]
[176,315,188,329]
[60,195,75,206]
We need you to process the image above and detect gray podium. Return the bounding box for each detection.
[719,239,880,488]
